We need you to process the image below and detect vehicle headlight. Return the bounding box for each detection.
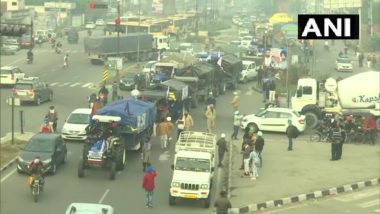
[200,184,209,189]
[42,158,52,164]
[18,156,25,163]
[171,182,180,187]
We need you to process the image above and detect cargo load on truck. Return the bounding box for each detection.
[220,54,243,89]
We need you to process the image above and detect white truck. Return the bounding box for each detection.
[239,60,258,83]
[291,71,380,129]
[169,131,216,208]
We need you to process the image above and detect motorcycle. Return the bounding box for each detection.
[28,175,43,202]
[27,57,33,64]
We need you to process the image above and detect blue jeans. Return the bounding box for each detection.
[145,190,154,207]
[288,137,293,150]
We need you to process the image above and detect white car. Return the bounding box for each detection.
[178,43,193,54]
[85,22,96,29]
[0,66,25,86]
[4,39,20,52]
[61,108,91,141]
[241,107,306,133]
[143,61,157,73]
[239,36,254,49]
[95,19,105,26]
[65,203,114,214]
[335,57,353,72]
[240,61,258,82]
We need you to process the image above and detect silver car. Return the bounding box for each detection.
[13,77,53,105]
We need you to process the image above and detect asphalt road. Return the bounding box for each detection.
[257,186,380,214]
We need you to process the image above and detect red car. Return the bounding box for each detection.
[20,35,34,48]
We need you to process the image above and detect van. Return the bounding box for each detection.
[35,30,48,42]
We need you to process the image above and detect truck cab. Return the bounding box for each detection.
[169,131,216,208]
[153,35,170,51]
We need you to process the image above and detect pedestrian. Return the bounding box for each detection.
[262,80,269,103]
[255,131,265,168]
[285,119,299,151]
[242,143,252,176]
[156,117,174,150]
[141,137,152,172]
[206,92,216,108]
[46,106,58,132]
[372,54,378,68]
[111,81,118,101]
[205,104,216,133]
[216,133,228,167]
[63,54,69,69]
[98,85,109,107]
[231,110,243,140]
[231,91,240,112]
[176,113,185,140]
[142,164,157,208]
[213,190,232,214]
[268,79,276,103]
[367,55,372,68]
[183,111,194,130]
[329,121,343,161]
[367,115,378,145]
[358,52,364,68]
[249,149,260,180]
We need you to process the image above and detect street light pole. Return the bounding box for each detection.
[137,0,141,65]
[117,1,121,79]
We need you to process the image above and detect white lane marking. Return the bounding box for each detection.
[58,82,71,87]
[50,82,59,86]
[82,83,92,88]
[70,82,82,87]
[1,168,16,183]
[335,188,380,202]
[357,199,380,208]
[98,189,110,204]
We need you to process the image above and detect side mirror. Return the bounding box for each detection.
[171,164,174,170]
[211,167,215,172]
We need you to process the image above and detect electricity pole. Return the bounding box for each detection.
[137,0,141,65]
[117,0,121,79]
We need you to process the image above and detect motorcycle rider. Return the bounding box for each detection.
[40,118,54,133]
[55,41,62,53]
[27,49,34,63]
[46,106,58,132]
[98,85,109,106]
[28,156,45,190]
[63,54,69,69]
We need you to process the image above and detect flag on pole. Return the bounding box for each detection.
[217,57,222,66]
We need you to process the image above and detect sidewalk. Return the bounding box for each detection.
[228,134,380,211]
[0,132,34,144]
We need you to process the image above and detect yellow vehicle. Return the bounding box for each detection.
[167,16,187,35]
[269,13,293,25]
[151,19,171,35]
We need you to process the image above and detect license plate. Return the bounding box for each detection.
[17,92,27,96]
[183,194,197,199]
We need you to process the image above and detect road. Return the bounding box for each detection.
[257,186,380,214]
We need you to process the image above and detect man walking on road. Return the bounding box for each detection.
[231,111,243,140]
[183,111,194,131]
[255,131,265,168]
[111,81,118,101]
[156,117,174,150]
[205,104,216,133]
[142,164,157,208]
[141,137,152,172]
[285,120,299,151]
[217,133,228,167]
[214,190,231,214]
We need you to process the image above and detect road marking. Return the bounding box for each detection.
[158,153,170,161]
[58,82,71,87]
[70,82,82,87]
[50,82,59,86]
[335,188,379,202]
[357,199,380,208]
[98,189,110,204]
[82,83,93,88]
[1,168,16,183]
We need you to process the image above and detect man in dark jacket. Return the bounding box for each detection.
[255,131,265,168]
[286,120,298,151]
[217,133,228,167]
[98,85,109,106]
[142,164,157,208]
[214,190,231,214]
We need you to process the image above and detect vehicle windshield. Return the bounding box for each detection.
[67,113,90,125]
[25,138,55,153]
[0,69,13,75]
[255,109,267,117]
[175,157,210,172]
[337,58,351,63]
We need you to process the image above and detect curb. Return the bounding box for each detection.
[227,139,233,199]
[229,178,380,213]
[1,157,18,172]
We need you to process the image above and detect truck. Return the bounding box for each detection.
[169,131,217,208]
[84,33,158,64]
[291,71,380,129]
[94,98,157,150]
[220,54,243,90]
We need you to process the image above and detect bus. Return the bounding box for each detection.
[167,16,187,35]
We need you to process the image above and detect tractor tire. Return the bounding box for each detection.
[203,195,211,208]
[115,145,126,171]
[169,195,176,206]
[110,161,116,180]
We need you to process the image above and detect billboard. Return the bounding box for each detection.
[323,0,362,9]
[152,0,163,15]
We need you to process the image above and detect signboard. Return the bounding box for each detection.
[107,57,123,70]
[103,69,109,81]
[323,0,362,9]
[182,86,188,100]
[152,0,163,15]
[44,2,76,9]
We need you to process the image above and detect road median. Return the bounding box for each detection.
[1,132,34,170]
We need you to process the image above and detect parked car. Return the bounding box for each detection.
[17,133,67,175]
[20,34,34,48]
[13,77,53,105]
[85,22,96,30]
[65,203,114,214]
[61,108,91,141]
[119,71,146,90]
[335,57,353,72]
[4,38,20,51]
[95,19,105,26]
[241,107,306,133]
[0,45,16,55]
[0,66,25,86]
[240,61,258,82]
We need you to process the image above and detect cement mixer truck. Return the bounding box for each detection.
[291,71,380,129]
